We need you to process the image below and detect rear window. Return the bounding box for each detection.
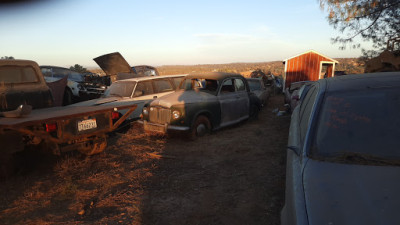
[0,66,39,84]
[313,88,400,159]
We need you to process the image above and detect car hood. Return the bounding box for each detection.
[93,52,133,75]
[150,90,216,108]
[303,159,400,225]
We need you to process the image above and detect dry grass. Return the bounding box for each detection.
[0,95,290,225]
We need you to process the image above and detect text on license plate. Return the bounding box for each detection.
[78,119,97,131]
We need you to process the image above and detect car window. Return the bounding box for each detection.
[234,79,246,92]
[133,81,154,97]
[313,88,400,160]
[153,79,173,93]
[68,71,84,82]
[172,77,184,89]
[41,68,52,77]
[299,86,317,142]
[105,81,136,97]
[220,79,235,94]
[0,66,39,84]
[52,68,69,78]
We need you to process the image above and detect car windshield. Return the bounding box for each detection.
[248,80,261,91]
[0,66,39,84]
[104,81,136,97]
[312,88,400,162]
[180,78,218,95]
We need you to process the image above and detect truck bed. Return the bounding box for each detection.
[0,103,136,128]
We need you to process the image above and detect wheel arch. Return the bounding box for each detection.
[191,110,214,130]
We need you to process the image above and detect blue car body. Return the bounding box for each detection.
[281,72,400,225]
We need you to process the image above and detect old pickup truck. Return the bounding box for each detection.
[0,60,137,172]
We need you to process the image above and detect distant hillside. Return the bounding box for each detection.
[89,58,364,76]
[157,58,364,76]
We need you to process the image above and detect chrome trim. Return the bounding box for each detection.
[168,125,190,131]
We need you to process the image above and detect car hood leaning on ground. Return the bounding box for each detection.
[150,90,216,108]
[303,160,400,225]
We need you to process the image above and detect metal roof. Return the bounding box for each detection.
[283,50,339,64]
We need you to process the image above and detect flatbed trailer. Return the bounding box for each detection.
[0,103,137,156]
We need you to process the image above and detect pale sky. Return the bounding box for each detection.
[0,0,368,68]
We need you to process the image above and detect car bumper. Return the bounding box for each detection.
[143,120,190,133]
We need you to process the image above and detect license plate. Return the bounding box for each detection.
[77,119,97,132]
[144,121,167,133]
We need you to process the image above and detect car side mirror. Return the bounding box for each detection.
[287,146,300,156]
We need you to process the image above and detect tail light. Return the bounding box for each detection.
[46,123,57,132]
[112,109,120,120]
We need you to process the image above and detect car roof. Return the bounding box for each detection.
[185,72,245,82]
[115,74,187,83]
[319,72,400,93]
[39,65,71,70]
[0,59,39,67]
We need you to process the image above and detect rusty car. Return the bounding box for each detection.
[0,59,137,175]
[142,72,261,138]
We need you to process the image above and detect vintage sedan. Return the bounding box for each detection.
[142,72,261,138]
[72,74,186,128]
[281,72,400,225]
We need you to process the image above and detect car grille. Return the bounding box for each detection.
[149,107,171,124]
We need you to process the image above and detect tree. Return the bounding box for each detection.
[69,64,88,73]
[320,0,400,56]
[1,56,14,59]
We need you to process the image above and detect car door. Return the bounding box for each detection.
[234,78,250,119]
[217,78,240,126]
[282,84,319,225]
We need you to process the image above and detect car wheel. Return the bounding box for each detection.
[190,115,211,139]
[63,88,73,106]
[249,104,259,120]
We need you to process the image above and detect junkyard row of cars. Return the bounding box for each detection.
[3,50,397,224]
[0,52,270,176]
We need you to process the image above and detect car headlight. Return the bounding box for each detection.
[172,110,181,119]
[142,107,149,115]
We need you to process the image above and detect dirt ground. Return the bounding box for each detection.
[0,95,290,225]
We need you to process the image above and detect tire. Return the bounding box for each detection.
[63,88,73,106]
[77,136,107,155]
[189,115,211,140]
[249,104,259,120]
